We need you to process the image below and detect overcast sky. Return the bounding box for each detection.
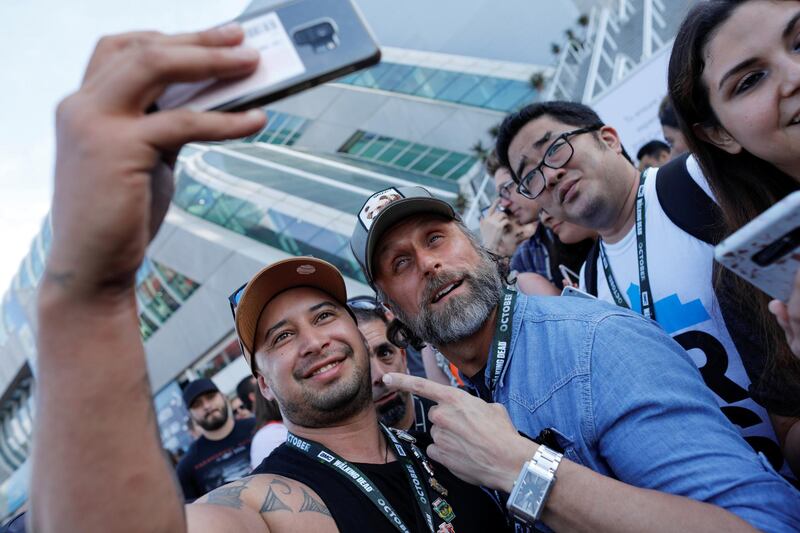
[0,0,250,294]
[0,1,573,296]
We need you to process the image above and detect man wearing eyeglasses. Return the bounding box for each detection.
[495,101,798,486]
[484,150,552,285]
[348,184,800,531]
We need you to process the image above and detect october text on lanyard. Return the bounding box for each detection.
[486,284,518,395]
[284,424,448,533]
[598,171,656,321]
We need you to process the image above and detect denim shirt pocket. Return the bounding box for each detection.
[540,427,581,464]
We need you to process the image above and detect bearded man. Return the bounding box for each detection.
[177,379,256,501]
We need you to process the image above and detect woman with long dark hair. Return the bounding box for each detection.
[668,0,800,475]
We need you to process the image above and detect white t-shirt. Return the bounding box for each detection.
[580,157,793,480]
[250,421,288,470]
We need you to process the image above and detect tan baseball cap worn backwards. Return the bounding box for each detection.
[234,257,350,369]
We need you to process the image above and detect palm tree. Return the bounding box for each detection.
[530,72,546,92]
[470,140,490,162]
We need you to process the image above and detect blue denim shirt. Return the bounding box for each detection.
[479,294,800,532]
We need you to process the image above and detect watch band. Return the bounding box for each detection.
[531,444,562,475]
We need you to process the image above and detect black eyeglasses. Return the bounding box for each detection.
[516,124,603,200]
[497,179,515,200]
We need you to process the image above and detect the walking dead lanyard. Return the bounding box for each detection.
[284,424,454,533]
[486,284,518,395]
[598,171,656,321]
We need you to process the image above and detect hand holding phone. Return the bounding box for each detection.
[715,191,800,301]
[157,0,380,112]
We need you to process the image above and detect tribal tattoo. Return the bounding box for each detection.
[299,489,331,517]
[202,477,253,510]
[260,479,292,513]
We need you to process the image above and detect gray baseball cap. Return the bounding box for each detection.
[350,186,457,283]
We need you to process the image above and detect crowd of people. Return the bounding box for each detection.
[14,0,800,532]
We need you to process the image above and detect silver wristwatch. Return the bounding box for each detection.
[506,445,563,524]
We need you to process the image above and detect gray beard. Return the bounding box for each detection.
[388,250,502,347]
[269,344,373,429]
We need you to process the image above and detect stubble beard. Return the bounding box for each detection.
[376,392,410,428]
[388,250,502,347]
[195,407,229,432]
[270,344,373,429]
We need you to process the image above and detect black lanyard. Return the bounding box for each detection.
[598,171,656,321]
[284,425,436,533]
[486,284,517,394]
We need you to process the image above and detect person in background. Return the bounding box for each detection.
[249,391,287,470]
[659,95,690,157]
[235,375,257,414]
[636,139,672,171]
[478,198,537,260]
[537,209,597,288]
[177,379,256,501]
[485,150,552,280]
[348,301,435,434]
[230,396,253,420]
[668,0,800,475]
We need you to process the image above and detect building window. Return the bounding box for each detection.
[336,62,539,113]
[244,110,308,146]
[339,131,477,181]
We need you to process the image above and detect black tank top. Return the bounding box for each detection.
[253,434,511,533]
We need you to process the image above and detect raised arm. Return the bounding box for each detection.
[30,26,265,533]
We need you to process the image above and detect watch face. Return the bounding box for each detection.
[512,470,552,521]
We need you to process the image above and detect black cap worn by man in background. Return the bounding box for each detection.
[176,378,255,501]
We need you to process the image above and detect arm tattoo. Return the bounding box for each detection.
[260,479,292,513]
[203,478,252,510]
[299,488,331,517]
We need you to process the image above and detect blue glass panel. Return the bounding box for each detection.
[351,63,393,88]
[482,81,535,111]
[393,67,436,95]
[374,64,415,92]
[460,76,511,107]
[436,74,482,103]
[413,69,460,98]
[2,292,27,332]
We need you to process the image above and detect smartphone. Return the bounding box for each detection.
[561,286,596,300]
[156,0,381,112]
[715,191,800,301]
[559,264,581,286]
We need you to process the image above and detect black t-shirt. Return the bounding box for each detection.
[254,431,511,533]
[176,417,256,501]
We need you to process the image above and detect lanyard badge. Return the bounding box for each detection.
[285,425,457,532]
[599,171,656,321]
[486,284,518,395]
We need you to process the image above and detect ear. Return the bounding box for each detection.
[597,125,624,153]
[256,372,276,402]
[693,123,742,154]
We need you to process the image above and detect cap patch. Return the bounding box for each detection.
[296,264,316,275]
[359,188,403,230]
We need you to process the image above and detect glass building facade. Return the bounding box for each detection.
[338,131,477,181]
[335,61,540,112]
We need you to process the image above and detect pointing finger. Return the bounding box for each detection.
[382,373,459,404]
